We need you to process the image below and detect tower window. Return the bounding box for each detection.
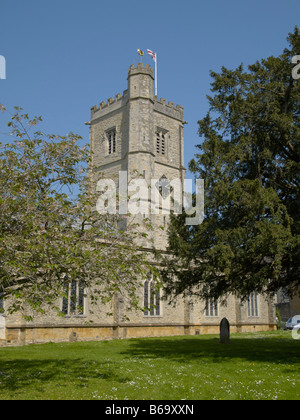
[106,128,116,154]
[156,130,167,155]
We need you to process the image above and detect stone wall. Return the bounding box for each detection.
[0,288,276,345]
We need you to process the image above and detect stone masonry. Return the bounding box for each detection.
[0,63,277,345]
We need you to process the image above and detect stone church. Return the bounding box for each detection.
[0,63,276,345]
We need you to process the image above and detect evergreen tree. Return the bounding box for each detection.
[161,28,300,302]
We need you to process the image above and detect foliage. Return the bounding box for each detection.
[161,27,300,301]
[0,106,156,318]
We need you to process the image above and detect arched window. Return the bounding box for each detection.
[106,128,116,154]
[144,278,161,316]
[62,280,85,316]
[205,297,218,317]
[248,292,258,317]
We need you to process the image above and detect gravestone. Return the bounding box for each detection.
[220,317,230,344]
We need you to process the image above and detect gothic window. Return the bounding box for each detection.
[205,297,218,317]
[144,277,161,316]
[106,128,116,154]
[62,280,85,316]
[156,130,167,155]
[248,292,258,317]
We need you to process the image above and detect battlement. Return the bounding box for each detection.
[128,63,154,79]
[154,96,184,112]
[91,89,128,115]
[90,64,184,122]
[154,96,184,122]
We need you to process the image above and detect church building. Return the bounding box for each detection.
[0,63,277,345]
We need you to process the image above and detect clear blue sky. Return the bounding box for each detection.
[1,0,299,179]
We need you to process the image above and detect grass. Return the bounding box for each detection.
[0,330,299,400]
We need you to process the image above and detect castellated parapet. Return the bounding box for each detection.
[154,96,184,122]
[90,63,184,123]
[90,90,129,120]
[128,62,154,78]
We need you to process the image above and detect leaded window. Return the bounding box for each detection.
[144,278,161,316]
[205,297,218,317]
[62,280,85,316]
[248,292,258,317]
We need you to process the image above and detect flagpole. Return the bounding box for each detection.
[155,52,157,96]
[146,49,157,96]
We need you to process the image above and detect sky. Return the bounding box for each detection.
[0,0,299,180]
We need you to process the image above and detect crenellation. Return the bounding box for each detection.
[154,97,184,121]
[128,63,154,79]
[91,90,128,117]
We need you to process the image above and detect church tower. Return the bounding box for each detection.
[89,63,186,249]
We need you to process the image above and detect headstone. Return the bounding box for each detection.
[220,317,230,344]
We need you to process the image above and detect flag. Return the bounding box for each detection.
[147,49,156,62]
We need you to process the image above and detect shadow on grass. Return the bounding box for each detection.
[0,334,299,395]
[121,335,300,367]
[0,358,130,393]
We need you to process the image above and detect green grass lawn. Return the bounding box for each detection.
[0,330,299,400]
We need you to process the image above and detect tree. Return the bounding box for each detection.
[160,27,300,302]
[0,106,156,319]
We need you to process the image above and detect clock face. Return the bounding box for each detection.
[156,175,173,200]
